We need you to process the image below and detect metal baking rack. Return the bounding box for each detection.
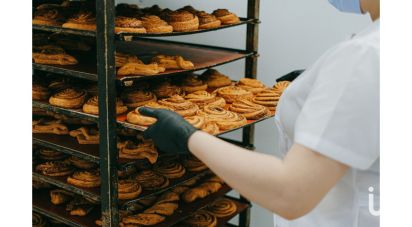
[32,0,261,226]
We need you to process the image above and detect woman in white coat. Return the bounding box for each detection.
[138,0,380,226]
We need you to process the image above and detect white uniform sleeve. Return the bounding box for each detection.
[294,41,379,170]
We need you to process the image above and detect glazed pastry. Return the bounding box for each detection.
[201,69,232,88]
[122,213,165,226]
[181,74,207,93]
[67,170,101,188]
[185,91,226,109]
[35,161,73,177]
[158,95,199,117]
[151,55,195,70]
[141,15,173,34]
[32,6,67,26]
[153,80,183,98]
[32,83,50,100]
[32,212,47,227]
[135,170,169,190]
[115,52,143,68]
[252,89,280,111]
[201,122,220,135]
[121,90,157,108]
[69,127,99,144]
[182,210,217,227]
[197,105,247,131]
[183,155,208,172]
[50,189,74,205]
[213,86,253,104]
[118,179,142,200]
[197,11,222,29]
[115,16,147,34]
[32,119,69,135]
[49,88,86,109]
[62,10,96,31]
[213,9,240,25]
[229,99,270,120]
[82,96,128,115]
[154,161,186,179]
[167,10,199,32]
[236,78,267,94]
[207,198,237,218]
[37,148,67,161]
[126,102,170,126]
[185,115,205,129]
[144,202,179,216]
[117,140,159,164]
[66,197,95,216]
[68,156,97,169]
[32,45,78,65]
[117,62,166,76]
[273,81,291,93]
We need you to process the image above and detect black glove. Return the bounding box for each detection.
[138,107,198,154]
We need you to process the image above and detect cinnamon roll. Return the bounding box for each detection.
[33,45,78,66]
[62,10,96,31]
[33,6,67,26]
[50,189,74,205]
[166,10,199,32]
[201,69,232,88]
[48,78,70,92]
[154,161,186,179]
[32,212,47,227]
[49,88,86,109]
[151,55,195,70]
[213,86,253,103]
[67,170,101,188]
[198,105,247,131]
[32,119,69,135]
[153,80,183,98]
[37,148,67,161]
[236,78,267,94]
[35,161,73,177]
[207,198,237,218]
[183,155,208,172]
[135,170,169,190]
[185,115,205,129]
[32,84,50,100]
[185,91,226,109]
[141,15,173,34]
[117,140,158,164]
[117,62,166,76]
[121,90,157,108]
[126,102,170,126]
[252,89,280,111]
[115,52,143,68]
[181,74,208,93]
[212,9,240,25]
[67,156,97,170]
[158,95,199,117]
[69,127,99,144]
[115,16,147,34]
[182,210,217,227]
[197,11,222,29]
[229,99,270,120]
[273,81,291,93]
[201,122,220,135]
[118,179,142,200]
[122,213,165,226]
[82,96,128,115]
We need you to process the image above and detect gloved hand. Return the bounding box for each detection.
[138,107,198,154]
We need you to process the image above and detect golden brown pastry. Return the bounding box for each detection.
[117,140,159,164]
[154,161,186,179]
[213,9,240,25]
[183,155,208,172]
[229,99,270,120]
[213,86,253,103]
[201,122,220,135]
[185,91,226,109]
[158,95,199,117]
[141,15,173,34]
[157,191,180,203]
[115,16,147,34]
[182,210,217,227]
[151,55,195,70]
[197,105,247,131]
[167,10,199,32]
[32,84,50,100]
[69,127,99,145]
[273,81,291,93]
[32,6,66,26]
[118,179,142,200]
[37,148,67,161]
[49,88,86,109]
[183,176,224,203]
[117,62,166,76]
[67,156,97,169]
[32,119,69,135]
[35,161,73,177]
[121,90,157,108]
[252,89,281,111]
[181,74,208,93]
[118,165,137,179]
[144,202,178,216]
[50,189,74,205]
[67,170,101,188]
[95,210,130,226]
[135,170,169,190]
[126,102,170,126]
[207,198,237,218]
[32,45,78,65]
[185,115,205,129]
[32,212,47,227]
[62,10,96,31]
[197,11,222,29]
[66,197,95,216]
[201,69,232,89]
[115,52,143,68]
[153,80,183,98]
[236,78,267,94]
[82,96,128,115]
[122,213,165,226]
[47,78,70,92]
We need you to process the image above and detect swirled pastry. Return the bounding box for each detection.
[154,161,186,179]
[207,198,237,218]
[37,148,67,161]
[118,179,142,200]
[201,69,232,88]
[213,86,253,103]
[135,170,169,190]
[115,52,143,68]
[183,155,208,172]
[198,105,247,131]
[35,161,73,177]
[82,96,128,115]
[115,16,147,34]
[252,89,280,111]
[32,212,47,227]
[33,6,67,26]
[153,80,183,98]
[50,189,74,205]
[273,81,291,93]
[182,210,217,227]
[66,197,95,216]
[122,213,165,226]
[117,140,158,164]
[236,78,266,94]
[197,11,221,29]
[69,127,99,144]
[121,90,157,108]
[33,45,78,65]
[181,74,208,93]
[185,91,226,109]
[213,9,240,25]
[167,10,199,32]
[49,88,86,108]
[229,99,270,120]
[151,55,194,70]
[201,122,220,135]
[185,115,205,129]
[33,83,50,100]
[67,170,101,188]
[158,95,199,117]
[126,102,170,126]
[141,15,173,34]
[67,156,97,169]
[117,62,166,76]
[48,78,70,92]
[33,119,69,135]
[157,191,180,203]
[62,10,96,31]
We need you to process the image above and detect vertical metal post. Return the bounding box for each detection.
[96,0,118,226]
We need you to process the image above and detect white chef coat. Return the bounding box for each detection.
[273,20,380,227]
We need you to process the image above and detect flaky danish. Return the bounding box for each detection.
[197,11,222,29]
[126,102,170,126]
[117,140,158,164]
[118,179,142,200]
[181,74,208,93]
[115,16,147,34]
[69,127,99,144]
[68,156,97,170]
[182,210,217,227]
[185,115,205,129]
[213,86,253,103]
[185,90,226,109]
[153,80,183,98]
[167,10,199,32]
[252,89,280,111]
[207,198,237,218]
[179,5,198,14]
[236,78,267,94]
[135,170,169,191]
[117,62,166,76]
[158,95,199,117]
[32,7,67,26]
[62,10,96,31]
[32,84,50,100]
[50,189,74,205]
[49,88,86,109]
[213,9,240,25]
[141,15,173,34]
[198,105,247,131]
[273,81,291,94]
[151,55,194,70]
[66,197,95,216]
[122,213,165,226]
[32,45,78,65]
[35,161,73,177]
[67,170,101,188]
[32,119,69,135]
[144,202,179,216]
[37,148,66,161]
[115,52,143,68]
[122,90,157,108]
[229,99,270,120]
[183,155,208,172]
[201,69,232,88]
[154,161,186,179]
[201,122,220,135]
[82,96,128,115]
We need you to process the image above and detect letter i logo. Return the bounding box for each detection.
[368,187,380,216]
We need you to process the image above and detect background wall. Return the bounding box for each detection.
[119,0,372,226]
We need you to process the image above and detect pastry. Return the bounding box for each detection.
[126,102,170,126]
[201,122,220,135]
[166,10,199,32]
[213,86,253,103]
[117,62,166,76]
[118,179,142,200]
[32,83,50,100]
[35,161,73,177]
[154,161,186,179]
[121,90,157,108]
[236,78,266,94]
[182,210,217,227]
[49,88,86,109]
[69,127,99,144]
[122,213,165,226]
[118,165,137,179]
[135,170,169,190]
[142,5,163,16]
[185,115,205,129]
[273,81,291,93]
[117,140,159,164]
[156,191,180,203]
[66,197,95,216]
[197,11,222,29]
[141,15,173,34]
[37,148,67,161]
[158,95,199,117]
[32,6,67,26]
[62,10,96,31]
[185,91,226,109]
[115,16,147,34]
[198,105,247,131]
[207,198,237,218]
[48,78,71,92]
[144,202,178,216]
[95,210,130,226]
[252,89,280,111]
[82,96,128,115]
[32,45,78,65]
[212,9,240,25]
[151,55,195,70]
[153,80,183,98]
[183,155,208,172]
[116,52,143,68]
[229,99,270,120]
[32,119,69,135]
[68,156,97,169]
[32,212,47,227]
[201,69,232,88]
[67,170,101,188]
[50,189,74,205]
[179,5,198,14]
[183,176,224,203]
[171,185,190,194]
[181,74,208,93]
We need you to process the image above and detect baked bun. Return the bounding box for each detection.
[82,96,127,115]
[201,69,232,88]
[273,81,291,94]
[33,83,50,100]
[166,10,199,32]
[185,90,225,109]
[121,90,157,108]
[198,105,247,131]
[117,62,166,76]
[213,86,253,103]
[62,10,96,31]
[236,78,266,94]
[252,89,280,111]
[153,80,183,98]
[158,95,199,117]
[213,9,240,25]
[141,15,173,33]
[197,11,221,29]
[229,98,270,120]
[115,52,143,68]
[151,55,194,70]
[49,88,86,109]
[115,16,146,34]
[181,74,208,93]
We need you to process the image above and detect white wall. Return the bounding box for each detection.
[118,0,372,226]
